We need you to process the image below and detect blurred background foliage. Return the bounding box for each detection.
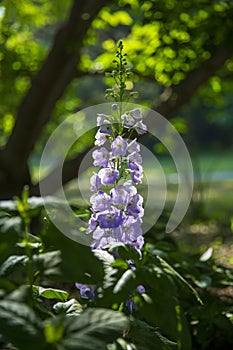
[0,0,232,269]
[0,1,233,349]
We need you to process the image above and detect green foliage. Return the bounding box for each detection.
[0,300,47,350]
[0,192,233,349]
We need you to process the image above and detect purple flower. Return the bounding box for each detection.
[90,191,112,211]
[99,123,112,134]
[90,172,101,191]
[86,214,97,233]
[92,227,118,250]
[122,217,142,240]
[128,161,140,171]
[125,299,136,314]
[75,283,95,301]
[127,151,142,164]
[131,108,142,120]
[97,113,109,126]
[110,185,130,205]
[137,285,145,294]
[127,139,140,154]
[123,180,137,196]
[98,167,119,185]
[136,235,144,251]
[121,113,135,128]
[111,136,128,156]
[126,194,144,218]
[95,129,108,146]
[128,163,143,184]
[92,147,109,167]
[135,120,147,135]
[97,207,124,229]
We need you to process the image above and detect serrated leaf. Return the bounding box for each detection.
[0,300,46,350]
[108,337,137,350]
[61,308,129,350]
[33,250,62,277]
[53,298,83,315]
[94,250,117,290]
[0,213,21,235]
[113,269,136,295]
[0,255,28,277]
[128,319,177,350]
[32,285,69,301]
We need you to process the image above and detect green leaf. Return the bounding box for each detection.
[128,319,177,350]
[32,285,69,301]
[0,300,47,350]
[109,243,140,262]
[33,250,62,277]
[43,222,104,284]
[53,298,83,316]
[113,269,136,295]
[61,308,129,350]
[155,256,202,304]
[135,261,193,349]
[0,255,28,277]
[108,337,137,350]
[0,213,19,264]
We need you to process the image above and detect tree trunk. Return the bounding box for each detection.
[0,0,108,199]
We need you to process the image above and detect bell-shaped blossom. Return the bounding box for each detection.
[127,139,140,154]
[92,147,109,167]
[97,113,109,126]
[121,113,135,128]
[123,180,137,196]
[86,214,97,234]
[127,194,144,218]
[90,191,112,212]
[97,207,124,229]
[95,129,108,146]
[135,120,147,134]
[75,283,95,301]
[111,136,128,156]
[90,172,101,191]
[131,108,142,120]
[110,185,130,206]
[98,167,119,185]
[127,151,142,165]
[99,122,112,134]
[128,162,143,184]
